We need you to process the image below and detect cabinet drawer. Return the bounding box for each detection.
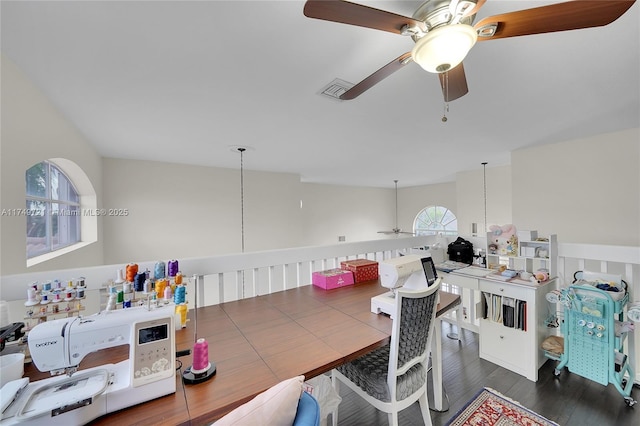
[480,320,530,371]
[479,279,533,302]
[444,273,479,290]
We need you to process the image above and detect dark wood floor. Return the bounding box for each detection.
[333,322,639,426]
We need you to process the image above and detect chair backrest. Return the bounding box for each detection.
[387,278,441,400]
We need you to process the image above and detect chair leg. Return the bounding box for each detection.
[387,411,398,426]
[331,372,339,426]
[418,392,433,426]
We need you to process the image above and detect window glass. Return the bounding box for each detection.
[413,205,458,236]
[26,163,47,198]
[26,161,81,259]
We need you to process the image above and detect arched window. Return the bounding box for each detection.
[25,159,97,266]
[413,205,458,236]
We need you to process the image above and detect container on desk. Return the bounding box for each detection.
[312,269,355,290]
[340,259,378,283]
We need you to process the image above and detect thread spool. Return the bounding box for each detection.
[64,289,75,301]
[117,290,124,304]
[40,293,50,304]
[54,279,62,290]
[134,273,146,292]
[175,304,188,328]
[154,261,166,279]
[42,281,52,292]
[174,286,186,304]
[123,282,132,294]
[164,285,172,300]
[123,299,132,308]
[30,282,39,291]
[175,272,183,285]
[76,277,85,287]
[67,280,74,288]
[143,279,152,294]
[106,294,117,311]
[76,287,85,299]
[627,303,640,323]
[25,288,39,306]
[126,264,138,283]
[168,260,179,278]
[156,279,167,299]
[545,289,562,304]
[115,269,125,284]
[191,338,211,373]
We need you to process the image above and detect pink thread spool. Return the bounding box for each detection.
[191,338,211,373]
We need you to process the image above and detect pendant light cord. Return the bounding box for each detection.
[238,148,246,298]
[482,162,487,234]
[238,148,246,253]
[394,180,399,230]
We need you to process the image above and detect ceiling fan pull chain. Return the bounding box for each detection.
[442,71,449,122]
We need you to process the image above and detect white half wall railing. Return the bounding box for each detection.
[0,236,435,323]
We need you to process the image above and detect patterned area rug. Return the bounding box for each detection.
[445,387,559,426]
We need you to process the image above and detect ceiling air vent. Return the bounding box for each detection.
[318,78,354,101]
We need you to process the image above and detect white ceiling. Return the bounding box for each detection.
[2,1,638,188]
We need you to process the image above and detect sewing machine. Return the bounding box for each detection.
[371,255,440,317]
[0,305,176,425]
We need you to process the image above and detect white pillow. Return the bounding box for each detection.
[215,375,304,425]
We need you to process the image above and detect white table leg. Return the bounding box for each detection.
[431,317,444,411]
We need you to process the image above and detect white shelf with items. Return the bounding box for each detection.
[486,233,557,279]
[478,277,555,381]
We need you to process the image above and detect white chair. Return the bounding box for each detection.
[331,279,441,426]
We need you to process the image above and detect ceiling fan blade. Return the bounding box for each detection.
[303,0,424,34]
[438,63,469,102]
[475,0,636,41]
[465,0,487,18]
[340,52,412,100]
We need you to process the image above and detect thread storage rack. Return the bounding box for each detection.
[552,284,636,406]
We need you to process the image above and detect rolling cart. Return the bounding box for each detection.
[553,279,636,407]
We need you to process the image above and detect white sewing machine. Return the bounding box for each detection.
[0,305,176,425]
[371,255,440,317]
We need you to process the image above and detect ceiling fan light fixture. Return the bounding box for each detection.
[411,24,477,73]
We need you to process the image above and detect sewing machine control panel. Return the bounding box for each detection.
[132,318,174,387]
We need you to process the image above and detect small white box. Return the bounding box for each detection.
[517,230,538,241]
[520,247,536,257]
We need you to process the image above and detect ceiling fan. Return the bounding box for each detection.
[304,0,635,101]
[378,180,415,236]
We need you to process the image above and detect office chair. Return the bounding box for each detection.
[331,280,441,426]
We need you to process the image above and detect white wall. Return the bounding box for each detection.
[0,54,104,276]
[102,158,304,264]
[512,128,640,246]
[300,183,392,245]
[455,165,513,237]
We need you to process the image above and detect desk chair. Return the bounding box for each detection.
[331,280,441,426]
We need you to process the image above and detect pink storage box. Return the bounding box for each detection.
[312,269,355,290]
[340,259,379,283]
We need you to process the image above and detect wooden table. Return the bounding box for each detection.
[23,280,460,425]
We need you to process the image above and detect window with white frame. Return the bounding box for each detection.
[413,205,458,236]
[26,161,81,258]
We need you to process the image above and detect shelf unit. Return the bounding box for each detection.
[478,277,555,381]
[486,234,557,278]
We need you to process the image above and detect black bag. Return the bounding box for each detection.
[447,237,474,264]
